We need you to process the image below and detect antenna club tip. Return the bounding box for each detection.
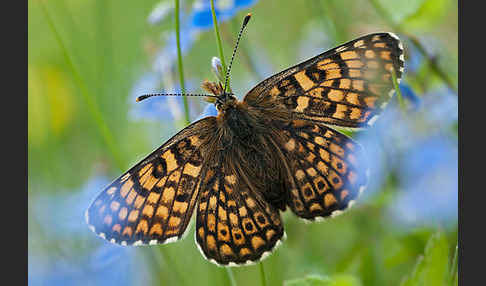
[243,13,251,26]
[136,95,149,102]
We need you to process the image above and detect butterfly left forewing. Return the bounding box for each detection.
[86,117,216,245]
[271,119,368,220]
[244,33,404,128]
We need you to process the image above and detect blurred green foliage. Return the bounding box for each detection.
[401,232,455,286]
[28,0,457,285]
[284,274,362,286]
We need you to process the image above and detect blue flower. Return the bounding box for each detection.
[30,176,111,240]
[29,245,150,286]
[29,176,152,285]
[355,85,457,228]
[420,86,457,126]
[152,12,199,75]
[391,136,457,227]
[191,0,258,29]
[397,82,421,111]
[134,0,258,124]
[150,0,258,74]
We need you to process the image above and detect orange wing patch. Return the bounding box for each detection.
[276,120,368,220]
[195,162,285,266]
[244,33,404,128]
[86,117,216,246]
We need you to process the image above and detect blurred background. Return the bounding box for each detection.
[28,0,458,285]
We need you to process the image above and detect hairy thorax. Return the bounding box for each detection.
[211,100,290,210]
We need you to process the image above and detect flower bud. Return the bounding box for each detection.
[211,57,224,81]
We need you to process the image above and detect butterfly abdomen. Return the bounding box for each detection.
[213,104,290,210]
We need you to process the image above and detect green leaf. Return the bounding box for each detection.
[284,274,362,286]
[400,232,450,286]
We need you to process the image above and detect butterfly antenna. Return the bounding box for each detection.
[222,13,252,95]
[136,93,217,102]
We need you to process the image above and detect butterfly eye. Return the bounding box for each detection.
[224,92,235,99]
[215,99,223,111]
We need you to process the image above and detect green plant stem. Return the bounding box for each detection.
[39,0,125,171]
[207,8,238,286]
[174,0,190,126]
[259,262,267,286]
[367,0,457,93]
[210,0,230,91]
[225,268,237,286]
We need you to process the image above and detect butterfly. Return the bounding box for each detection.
[86,23,404,266]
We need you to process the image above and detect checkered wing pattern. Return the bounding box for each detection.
[274,119,368,220]
[195,157,285,266]
[85,117,216,246]
[244,33,404,128]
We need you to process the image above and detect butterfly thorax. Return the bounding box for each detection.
[209,100,290,211]
[216,100,254,141]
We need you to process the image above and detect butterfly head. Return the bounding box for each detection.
[201,80,237,112]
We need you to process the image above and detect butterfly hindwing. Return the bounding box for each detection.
[86,117,216,245]
[195,157,285,266]
[244,32,404,128]
[273,119,368,220]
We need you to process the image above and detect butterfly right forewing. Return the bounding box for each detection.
[244,33,404,128]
